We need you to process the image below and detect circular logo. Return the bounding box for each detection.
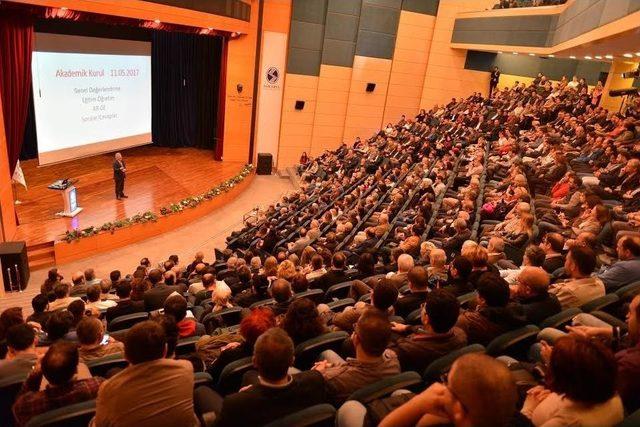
[266,66,279,84]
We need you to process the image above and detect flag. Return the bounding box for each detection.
[12,160,27,190]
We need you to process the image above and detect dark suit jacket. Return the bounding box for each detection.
[70,284,89,297]
[143,284,181,311]
[113,160,126,179]
[516,293,562,325]
[543,255,565,275]
[394,291,429,319]
[215,370,326,427]
[106,299,146,324]
[313,269,348,292]
[443,230,471,256]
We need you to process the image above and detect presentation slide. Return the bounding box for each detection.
[31,33,152,165]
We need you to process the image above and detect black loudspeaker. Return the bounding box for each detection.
[294,100,305,110]
[0,242,29,291]
[609,88,639,97]
[366,83,376,92]
[257,153,273,175]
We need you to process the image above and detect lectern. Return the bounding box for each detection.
[48,179,83,217]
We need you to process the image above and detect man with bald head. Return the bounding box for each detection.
[186,251,206,275]
[113,152,127,200]
[69,271,88,297]
[387,254,415,289]
[380,353,518,427]
[513,266,561,324]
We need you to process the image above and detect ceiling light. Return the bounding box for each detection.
[529,53,535,56]
[61,6,68,10]
[635,52,640,57]
[208,27,213,30]
[548,54,555,58]
[497,51,503,54]
[594,55,602,59]
[584,56,592,60]
[605,54,613,59]
[512,52,518,55]
[623,53,633,58]
[569,55,576,59]
[154,19,161,24]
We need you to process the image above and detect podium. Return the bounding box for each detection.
[48,179,83,218]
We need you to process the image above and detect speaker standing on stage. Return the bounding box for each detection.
[113,152,127,200]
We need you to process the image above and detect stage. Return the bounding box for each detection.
[12,146,248,266]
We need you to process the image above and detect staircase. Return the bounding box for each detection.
[27,241,56,271]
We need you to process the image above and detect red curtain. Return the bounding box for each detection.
[0,11,33,175]
[215,37,228,161]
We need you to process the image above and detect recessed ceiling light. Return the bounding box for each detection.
[207,27,213,30]
[497,51,503,54]
[605,55,613,59]
[569,55,576,59]
[623,53,633,58]
[548,54,555,58]
[512,52,519,55]
[529,53,535,56]
[584,56,592,60]
[594,55,602,59]
[635,52,640,57]
[154,19,161,24]
[61,6,68,10]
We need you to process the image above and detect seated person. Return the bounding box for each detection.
[540,232,565,274]
[211,328,326,427]
[330,279,398,333]
[521,335,623,427]
[13,342,104,426]
[270,279,293,316]
[511,267,561,324]
[281,298,327,345]
[76,316,124,362]
[207,308,276,380]
[549,246,605,309]
[394,266,430,318]
[85,284,117,313]
[313,312,400,405]
[211,283,234,313]
[0,324,38,380]
[457,273,526,346]
[47,283,80,312]
[163,295,205,338]
[426,249,448,288]
[94,321,198,426]
[598,235,640,291]
[105,281,145,324]
[26,295,50,329]
[389,289,467,373]
[380,353,519,427]
[442,256,474,297]
[234,275,270,308]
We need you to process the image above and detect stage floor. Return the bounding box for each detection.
[13,146,246,246]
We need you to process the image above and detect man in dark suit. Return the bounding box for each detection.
[105,281,145,323]
[313,252,348,292]
[489,66,500,97]
[211,328,326,427]
[394,266,430,318]
[143,269,181,311]
[113,152,127,200]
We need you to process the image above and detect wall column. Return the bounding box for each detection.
[601,59,639,112]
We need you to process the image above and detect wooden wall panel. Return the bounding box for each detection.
[223,0,260,163]
[343,56,392,142]
[309,64,352,159]
[601,59,639,112]
[383,10,434,125]
[420,0,495,109]
[278,74,319,167]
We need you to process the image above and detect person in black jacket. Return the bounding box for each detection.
[105,281,145,324]
[394,266,429,318]
[489,66,500,97]
[313,252,348,292]
[143,269,181,311]
[211,328,326,427]
[113,152,127,200]
[512,266,561,324]
[442,256,474,297]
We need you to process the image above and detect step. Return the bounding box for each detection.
[26,242,56,271]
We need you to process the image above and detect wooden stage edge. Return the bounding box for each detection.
[53,173,254,264]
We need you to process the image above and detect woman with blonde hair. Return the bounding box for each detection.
[277,260,297,282]
[212,283,234,312]
[427,248,448,288]
[300,246,317,270]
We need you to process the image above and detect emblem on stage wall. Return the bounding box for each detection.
[264,66,280,88]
